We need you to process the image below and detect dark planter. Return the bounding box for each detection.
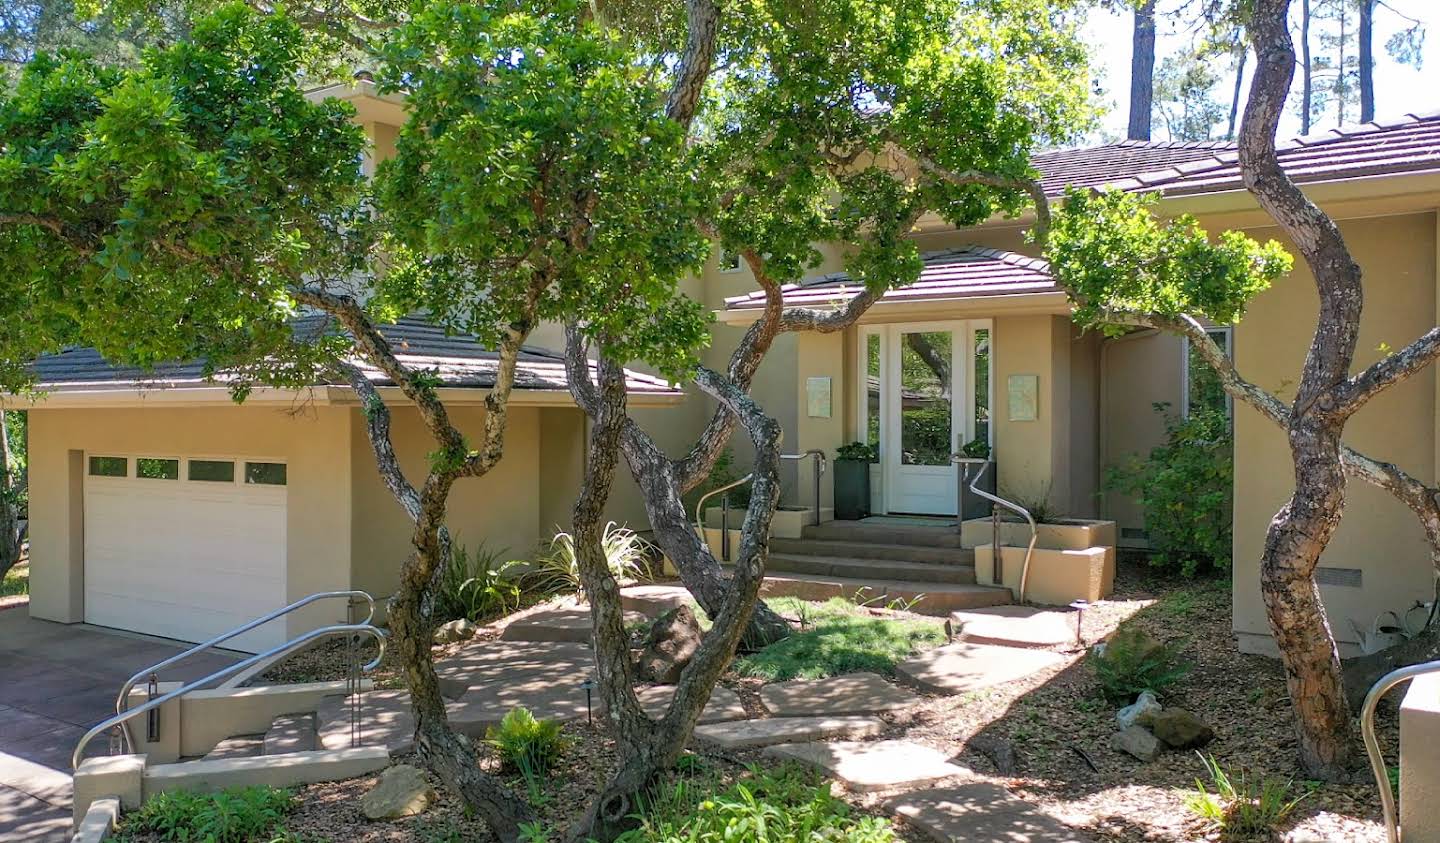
[959,459,998,519]
[833,459,872,520]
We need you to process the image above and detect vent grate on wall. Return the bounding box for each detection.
[1316,566,1363,588]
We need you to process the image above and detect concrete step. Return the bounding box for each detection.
[760,572,1011,615]
[499,607,647,644]
[143,748,390,797]
[768,553,977,585]
[264,713,318,756]
[693,715,886,749]
[202,735,263,761]
[772,538,975,565]
[802,521,965,548]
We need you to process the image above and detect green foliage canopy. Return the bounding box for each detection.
[1046,188,1293,334]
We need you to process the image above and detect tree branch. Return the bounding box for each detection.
[912,156,1052,245]
[1331,327,1440,416]
[336,360,422,521]
[664,0,720,127]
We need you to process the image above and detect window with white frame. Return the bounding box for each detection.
[1181,327,1232,421]
[717,248,741,273]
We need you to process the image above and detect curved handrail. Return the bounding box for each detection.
[114,590,375,728]
[695,473,755,534]
[1361,657,1440,843]
[954,458,1037,603]
[77,623,387,770]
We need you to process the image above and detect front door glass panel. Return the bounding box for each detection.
[898,330,953,466]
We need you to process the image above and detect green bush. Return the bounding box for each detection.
[535,522,649,597]
[1090,626,1191,704]
[434,543,524,624]
[735,597,944,681]
[835,441,877,462]
[118,786,294,843]
[485,706,568,778]
[1185,753,1305,840]
[1106,369,1232,576]
[616,762,899,842]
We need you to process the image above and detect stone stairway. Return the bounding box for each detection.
[201,711,320,761]
[760,520,1011,614]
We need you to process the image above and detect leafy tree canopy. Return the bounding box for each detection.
[1045,187,1292,333]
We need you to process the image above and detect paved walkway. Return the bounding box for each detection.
[0,604,238,842]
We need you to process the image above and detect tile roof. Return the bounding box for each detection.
[723,247,1057,312]
[1031,139,1234,195]
[31,316,678,396]
[1032,109,1440,196]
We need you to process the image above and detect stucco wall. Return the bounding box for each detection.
[26,404,354,639]
[348,404,545,604]
[1099,331,1186,543]
[1232,211,1437,652]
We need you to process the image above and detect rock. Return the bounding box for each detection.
[634,605,703,684]
[361,765,436,820]
[1149,707,1214,749]
[1115,690,1161,730]
[433,619,477,645]
[966,734,1018,776]
[1110,725,1161,762]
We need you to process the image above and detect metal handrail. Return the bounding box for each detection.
[112,590,376,753]
[76,623,387,770]
[780,449,828,527]
[954,458,1037,603]
[695,473,755,535]
[1361,657,1440,843]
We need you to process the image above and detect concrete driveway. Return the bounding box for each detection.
[0,605,238,842]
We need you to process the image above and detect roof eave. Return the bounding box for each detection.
[6,383,685,410]
[715,289,1072,325]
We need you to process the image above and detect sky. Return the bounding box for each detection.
[1082,0,1440,142]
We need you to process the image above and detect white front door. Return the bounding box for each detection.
[859,321,992,516]
[83,454,289,653]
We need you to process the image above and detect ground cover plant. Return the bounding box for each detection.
[1185,752,1308,840]
[117,786,295,843]
[733,597,945,681]
[434,543,526,625]
[614,761,900,843]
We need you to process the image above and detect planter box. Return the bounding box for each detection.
[696,526,744,564]
[833,459,872,520]
[1402,673,1440,842]
[954,459,997,520]
[704,505,833,539]
[960,517,1116,552]
[974,543,1114,606]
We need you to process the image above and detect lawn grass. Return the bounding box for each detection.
[733,597,945,681]
[1,562,28,597]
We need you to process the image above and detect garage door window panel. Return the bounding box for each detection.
[245,462,287,486]
[137,458,179,480]
[88,456,128,477]
[188,460,236,483]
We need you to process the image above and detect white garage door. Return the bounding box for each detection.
[84,454,289,653]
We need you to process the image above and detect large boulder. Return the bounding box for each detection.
[362,764,436,820]
[1110,724,1161,762]
[1149,707,1214,749]
[1116,690,1161,731]
[635,605,704,685]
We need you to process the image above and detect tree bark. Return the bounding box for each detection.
[1359,0,1375,122]
[1227,45,1247,140]
[563,333,786,842]
[1240,0,1365,779]
[1128,0,1156,141]
[0,410,21,583]
[1300,0,1313,133]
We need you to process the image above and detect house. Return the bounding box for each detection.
[12,80,1440,658]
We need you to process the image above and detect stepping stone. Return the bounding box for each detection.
[886,784,1093,842]
[950,606,1078,649]
[896,642,1063,695]
[634,686,747,724]
[319,690,415,754]
[500,607,647,644]
[693,716,884,749]
[760,672,921,717]
[620,584,697,617]
[765,740,969,793]
[435,640,594,685]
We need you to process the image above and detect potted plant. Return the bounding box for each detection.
[833,441,876,520]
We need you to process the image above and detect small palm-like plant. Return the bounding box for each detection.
[1185,753,1305,839]
[537,522,651,598]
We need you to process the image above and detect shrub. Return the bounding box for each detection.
[485,706,568,778]
[535,522,649,597]
[1105,394,1232,576]
[119,786,294,843]
[434,543,524,624]
[1090,626,1191,703]
[836,441,878,462]
[615,762,899,842]
[1185,753,1305,839]
[734,597,944,681]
